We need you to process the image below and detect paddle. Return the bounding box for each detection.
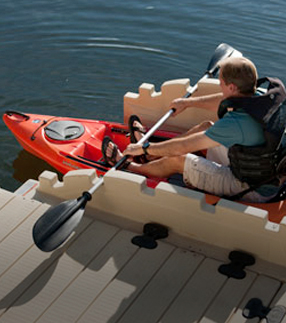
[33,43,242,252]
[184,42,242,98]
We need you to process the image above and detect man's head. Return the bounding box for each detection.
[219,57,258,97]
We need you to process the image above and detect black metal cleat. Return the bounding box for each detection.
[131,223,169,249]
[218,250,255,279]
[243,298,286,323]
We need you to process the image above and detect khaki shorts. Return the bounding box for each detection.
[183,153,272,202]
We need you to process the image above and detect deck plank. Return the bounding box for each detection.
[0,195,42,243]
[158,257,227,323]
[0,203,50,277]
[117,248,205,323]
[0,187,285,323]
[261,283,286,323]
[35,230,138,323]
[0,189,14,209]
[0,216,92,318]
[0,220,118,322]
[228,275,282,322]
[77,241,175,323]
[200,271,257,323]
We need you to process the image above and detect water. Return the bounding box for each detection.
[0,0,286,191]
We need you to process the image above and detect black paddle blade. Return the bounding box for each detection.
[33,194,89,252]
[207,43,238,76]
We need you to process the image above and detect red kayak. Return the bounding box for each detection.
[3,110,286,224]
[3,110,178,186]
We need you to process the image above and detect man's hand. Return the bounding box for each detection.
[169,98,190,117]
[170,92,224,116]
[123,143,144,156]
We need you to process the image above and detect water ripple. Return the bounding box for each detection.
[86,39,165,55]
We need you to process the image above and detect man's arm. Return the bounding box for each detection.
[123,131,220,157]
[171,92,223,116]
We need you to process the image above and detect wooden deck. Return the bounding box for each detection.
[0,186,286,323]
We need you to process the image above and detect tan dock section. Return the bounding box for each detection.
[0,183,285,323]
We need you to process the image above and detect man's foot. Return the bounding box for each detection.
[127,115,149,164]
[101,136,124,167]
[128,115,146,143]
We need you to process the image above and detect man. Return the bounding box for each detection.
[102,56,286,202]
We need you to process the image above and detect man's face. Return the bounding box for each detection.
[219,73,238,98]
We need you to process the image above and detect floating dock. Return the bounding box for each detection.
[0,169,285,322]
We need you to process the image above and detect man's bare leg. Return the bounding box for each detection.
[133,119,213,142]
[176,120,214,138]
[105,141,185,178]
[129,155,185,178]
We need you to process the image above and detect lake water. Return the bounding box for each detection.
[0,0,286,191]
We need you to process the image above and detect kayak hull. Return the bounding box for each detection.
[3,110,178,185]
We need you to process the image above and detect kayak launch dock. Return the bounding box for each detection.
[0,169,286,322]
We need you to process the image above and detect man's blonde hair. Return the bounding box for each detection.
[219,57,258,95]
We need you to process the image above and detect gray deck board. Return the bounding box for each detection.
[0,187,285,323]
[0,220,117,322]
[158,258,227,323]
[77,241,175,323]
[228,275,282,323]
[200,271,257,323]
[117,249,204,323]
[36,230,138,322]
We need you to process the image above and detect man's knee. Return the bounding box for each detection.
[169,155,186,173]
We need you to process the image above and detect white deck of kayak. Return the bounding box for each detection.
[0,178,286,322]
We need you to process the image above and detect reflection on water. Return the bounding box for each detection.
[12,150,63,184]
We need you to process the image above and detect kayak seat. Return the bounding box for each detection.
[45,120,85,141]
[168,173,187,187]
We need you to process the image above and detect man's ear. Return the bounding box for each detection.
[229,83,238,93]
